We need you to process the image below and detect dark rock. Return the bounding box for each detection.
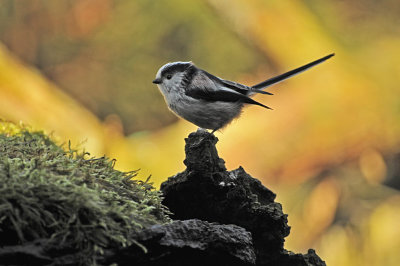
[183,128,227,173]
[0,240,52,265]
[279,249,327,266]
[106,219,256,266]
[0,128,326,266]
[0,239,91,266]
[161,129,325,266]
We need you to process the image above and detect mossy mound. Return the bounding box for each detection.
[0,121,170,265]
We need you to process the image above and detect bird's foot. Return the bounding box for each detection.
[196,127,217,135]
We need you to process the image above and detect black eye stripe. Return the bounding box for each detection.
[161,62,192,77]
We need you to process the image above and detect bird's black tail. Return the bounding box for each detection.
[251,53,335,91]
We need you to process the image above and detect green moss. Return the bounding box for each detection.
[0,121,170,265]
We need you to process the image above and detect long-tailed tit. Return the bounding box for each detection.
[153,54,334,133]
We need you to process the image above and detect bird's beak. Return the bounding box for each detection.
[152,78,162,84]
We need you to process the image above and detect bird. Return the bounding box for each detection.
[153,53,334,133]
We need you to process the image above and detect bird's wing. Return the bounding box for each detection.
[203,71,273,95]
[185,70,271,109]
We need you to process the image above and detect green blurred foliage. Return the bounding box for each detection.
[0,1,400,266]
[304,0,400,48]
[0,0,267,133]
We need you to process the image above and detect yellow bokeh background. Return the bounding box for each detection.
[1,1,400,265]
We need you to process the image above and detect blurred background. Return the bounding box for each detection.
[0,0,399,265]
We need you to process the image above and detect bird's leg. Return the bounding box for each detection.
[197,127,209,133]
[197,127,216,134]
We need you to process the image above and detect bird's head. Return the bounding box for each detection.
[153,61,195,95]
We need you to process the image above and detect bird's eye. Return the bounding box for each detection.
[166,74,172,80]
